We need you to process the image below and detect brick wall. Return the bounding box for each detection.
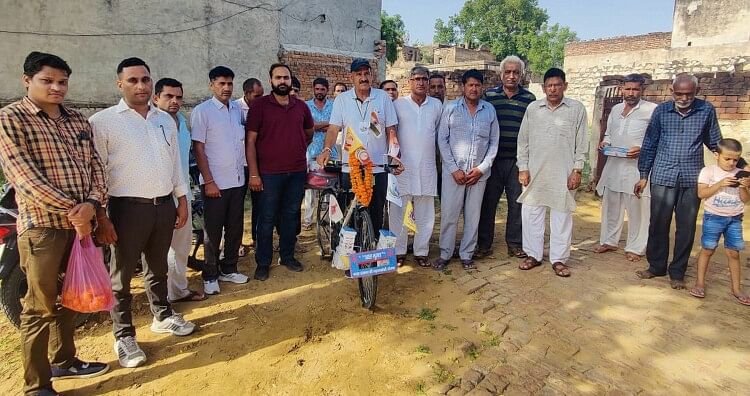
[393,69,506,100]
[279,50,381,99]
[608,71,750,120]
[565,32,672,57]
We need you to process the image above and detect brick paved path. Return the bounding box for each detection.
[429,197,750,395]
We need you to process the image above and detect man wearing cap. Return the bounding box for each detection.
[317,58,401,232]
[434,69,500,271]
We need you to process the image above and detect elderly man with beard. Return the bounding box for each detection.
[246,64,315,281]
[635,74,722,289]
[316,58,401,234]
[191,66,249,295]
[594,74,656,262]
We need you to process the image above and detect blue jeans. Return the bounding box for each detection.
[255,171,306,267]
[701,212,744,251]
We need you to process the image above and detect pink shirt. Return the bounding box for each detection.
[698,164,745,216]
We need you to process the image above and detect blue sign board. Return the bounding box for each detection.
[348,248,397,278]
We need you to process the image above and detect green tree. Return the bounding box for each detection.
[433,18,456,45]
[527,23,578,75]
[432,0,577,74]
[381,11,407,65]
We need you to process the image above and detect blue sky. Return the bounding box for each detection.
[382,0,676,44]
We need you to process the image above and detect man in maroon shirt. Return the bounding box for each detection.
[246,63,314,281]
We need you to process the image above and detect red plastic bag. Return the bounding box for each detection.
[61,236,115,313]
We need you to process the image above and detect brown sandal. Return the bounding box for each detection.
[552,262,571,277]
[519,257,542,270]
[414,256,431,268]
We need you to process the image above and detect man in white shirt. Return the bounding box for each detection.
[191,66,249,295]
[389,66,442,267]
[595,74,656,261]
[152,77,207,303]
[317,58,401,233]
[517,68,589,278]
[91,57,195,369]
[234,78,264,125]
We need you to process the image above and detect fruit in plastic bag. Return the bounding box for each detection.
[60,235,115,313]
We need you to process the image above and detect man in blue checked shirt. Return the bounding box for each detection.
[634,74,722,289]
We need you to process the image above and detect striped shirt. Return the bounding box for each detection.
[0,97,107,234]
[482,86,536,159]
[638,99,721,188]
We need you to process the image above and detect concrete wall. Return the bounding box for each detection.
[433,46,495,65]
[672,0,750,47]
[0,0,379,107]
[279,0,381,58]
[0,0,282,106]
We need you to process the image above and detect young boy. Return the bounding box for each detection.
[690,138,750,305]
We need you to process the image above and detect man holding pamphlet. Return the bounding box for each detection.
[594,74,657,261]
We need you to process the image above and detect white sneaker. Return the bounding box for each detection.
[150,313,196,336]
[218,272,249,284]
[114,336,146,368]
[204,280,220,295]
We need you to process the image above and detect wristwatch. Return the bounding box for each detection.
[85,198,102,211]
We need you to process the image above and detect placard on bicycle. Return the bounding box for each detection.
[348,248,397,278]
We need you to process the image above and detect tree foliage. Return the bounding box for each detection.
[381,11,407,65]
[432,0,578,75]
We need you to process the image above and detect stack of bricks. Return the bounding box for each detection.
[279,50,380,99]
[564,32,672,57]
[601,71,750,120]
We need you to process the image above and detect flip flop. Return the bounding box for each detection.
[414,256,431,268]
[730,292,750,306]
[461,259,476,270]
[689,287,705,298]
[594,244,617,253]
[635,270,657,279]
[169,290,207,303]
[519,257,542,270]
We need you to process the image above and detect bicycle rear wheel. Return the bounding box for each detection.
[316,189,336,259]
[353,209,378,309]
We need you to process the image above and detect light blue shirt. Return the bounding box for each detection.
[176,112,193,201]
[437,96,500,181]
[306,98,336,160]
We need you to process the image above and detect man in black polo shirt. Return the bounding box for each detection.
[476,56,536,259]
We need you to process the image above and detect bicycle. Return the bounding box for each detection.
[314,161,390,309]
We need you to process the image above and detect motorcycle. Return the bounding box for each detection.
[0,185,111,328]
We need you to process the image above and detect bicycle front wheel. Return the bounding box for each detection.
[353,209,378,309]
[316,189,336,259]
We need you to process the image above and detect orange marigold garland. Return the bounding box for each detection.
[349,150,373,207]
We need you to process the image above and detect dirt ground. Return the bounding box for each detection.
[1,193,749,395]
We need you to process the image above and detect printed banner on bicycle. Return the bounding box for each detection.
[348,248,397,278]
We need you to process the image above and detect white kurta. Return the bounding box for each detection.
[596,100,657,197]
[516,98,589,213]
[393,95,443,196]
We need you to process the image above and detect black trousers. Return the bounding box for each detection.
[201,186,245,280]
[338,172,388,234]
[646,184,700,280]
[109,197,175,339]
[477,158,523,251]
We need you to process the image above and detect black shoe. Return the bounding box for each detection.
[281,258,304,272]
[473,248,492,260]
[37,387,60,396]
[254,266,270,281]
[51,358,109,381]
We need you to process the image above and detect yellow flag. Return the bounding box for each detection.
[403,200,417,233]
[344,127,364,152]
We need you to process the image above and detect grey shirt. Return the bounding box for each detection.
[437,97,500,181]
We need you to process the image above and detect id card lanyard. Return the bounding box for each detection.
[355,96,371,149]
